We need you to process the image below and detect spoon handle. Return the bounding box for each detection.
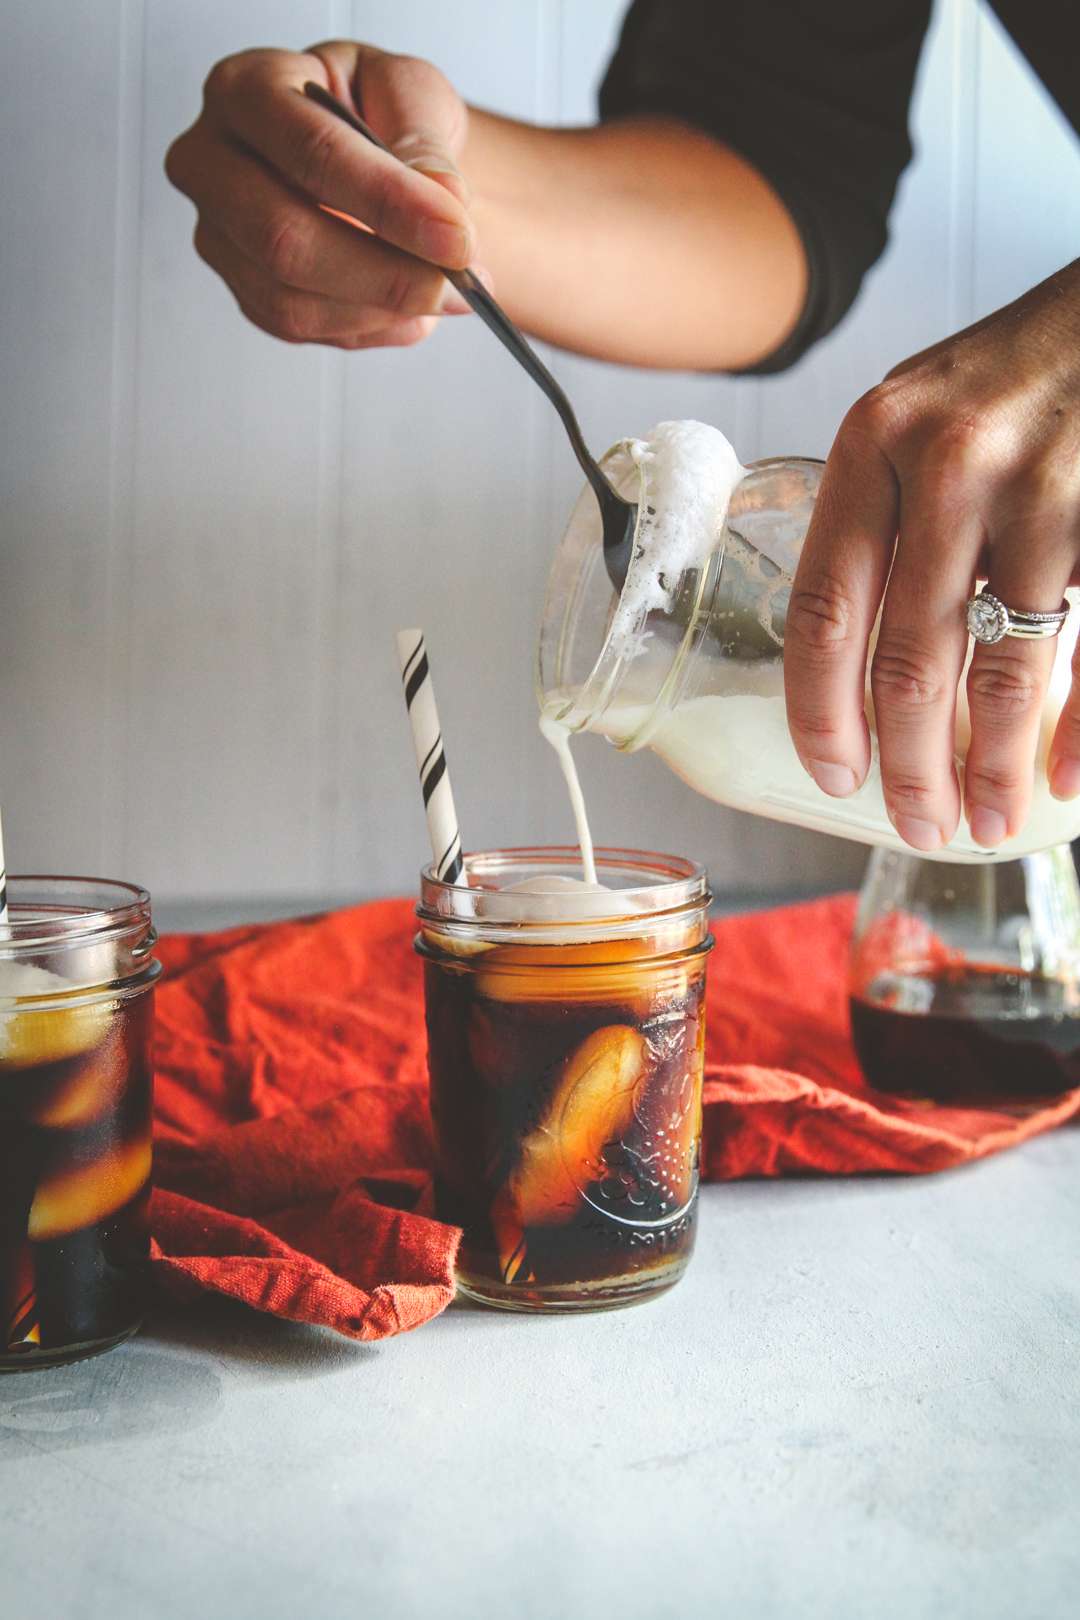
[302,82,610,508]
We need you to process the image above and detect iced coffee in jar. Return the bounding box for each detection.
[0,878,159,1369]
[417,847,712,1311]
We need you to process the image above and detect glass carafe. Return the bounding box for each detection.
[538,449,1080,862]
[849,843,1080,1109]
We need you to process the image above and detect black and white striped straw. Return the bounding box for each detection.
[396,629,466,885]
[0,808,8,929]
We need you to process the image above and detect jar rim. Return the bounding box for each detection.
[0,875,152,953]
[418,845,710,940]
[537,450,826,744]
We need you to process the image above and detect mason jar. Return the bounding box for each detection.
[416,847,712,1311]
[0,877,160,1370]
[538,449,1080,863]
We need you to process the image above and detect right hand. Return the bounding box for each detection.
[165,40,478,349]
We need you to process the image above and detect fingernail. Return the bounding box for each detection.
[1050,758,1080,800]
[393,135,466,184]
[405,154,462,179]
[416,217,471,266]
[807,758,858,797]
[471,263,494,293]
[893,815,943,852]
[407,159,470,208]
[969,806,1008,847]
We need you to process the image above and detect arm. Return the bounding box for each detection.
[165,41,804,370]
[462,110,806,371]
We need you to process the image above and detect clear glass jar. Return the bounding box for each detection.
[0,877,160,1370]
[850,844,1080,1109]
[416,847,712,1311]
[538,449,1080,863]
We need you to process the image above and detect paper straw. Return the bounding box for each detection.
[396,630,466,885]
[0,808,8,928]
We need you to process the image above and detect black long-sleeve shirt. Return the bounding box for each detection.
[599,1,1079,372]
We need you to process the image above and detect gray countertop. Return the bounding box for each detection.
[3,1127,1079,1620]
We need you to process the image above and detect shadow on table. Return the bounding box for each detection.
[0,1338,220,1457]
[0,1296,374,1457]
[141,1292,379,1372]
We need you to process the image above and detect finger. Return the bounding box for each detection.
[171,126,461,322]
[784,413,898,797]
[202,49,473,267]
[194,223,435,348]
[237,297,435,352]
[309,40,470,206]
[870,491,977,852]
[1048,615,1080,799]
[963,538,1071,846]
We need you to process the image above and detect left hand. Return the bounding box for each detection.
[784,259,1080,852]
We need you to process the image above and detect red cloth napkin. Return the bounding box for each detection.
[150,896,1080,1340]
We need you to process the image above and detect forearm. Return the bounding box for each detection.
[461,110,808,371]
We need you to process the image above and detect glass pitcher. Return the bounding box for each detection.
[850,843,1080,1109]
[537,449,1080,863]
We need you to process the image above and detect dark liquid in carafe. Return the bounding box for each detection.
[850,964,1080,1107]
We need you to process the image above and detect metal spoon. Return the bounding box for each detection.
[303,81,636,588]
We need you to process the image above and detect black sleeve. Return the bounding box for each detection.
[599,0,933,372]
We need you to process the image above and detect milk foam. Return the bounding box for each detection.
[501,873,651,919]
[604,421,745,660]
[504,875,605,895]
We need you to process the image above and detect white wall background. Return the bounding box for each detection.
[1,0,1078,907]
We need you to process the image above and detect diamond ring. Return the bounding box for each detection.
[965,588,1070,645]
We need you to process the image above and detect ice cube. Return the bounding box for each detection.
[0,965,113,1069]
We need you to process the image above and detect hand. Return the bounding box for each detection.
[784,261,1080,852]
[165,41,479,349]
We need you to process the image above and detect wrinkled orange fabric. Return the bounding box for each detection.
[150,895,1080,1340]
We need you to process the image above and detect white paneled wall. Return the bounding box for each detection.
[1,0,1077,904]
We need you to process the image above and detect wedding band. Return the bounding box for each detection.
[965,588,1070,645]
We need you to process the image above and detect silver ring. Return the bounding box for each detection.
[965,588,1070,645]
